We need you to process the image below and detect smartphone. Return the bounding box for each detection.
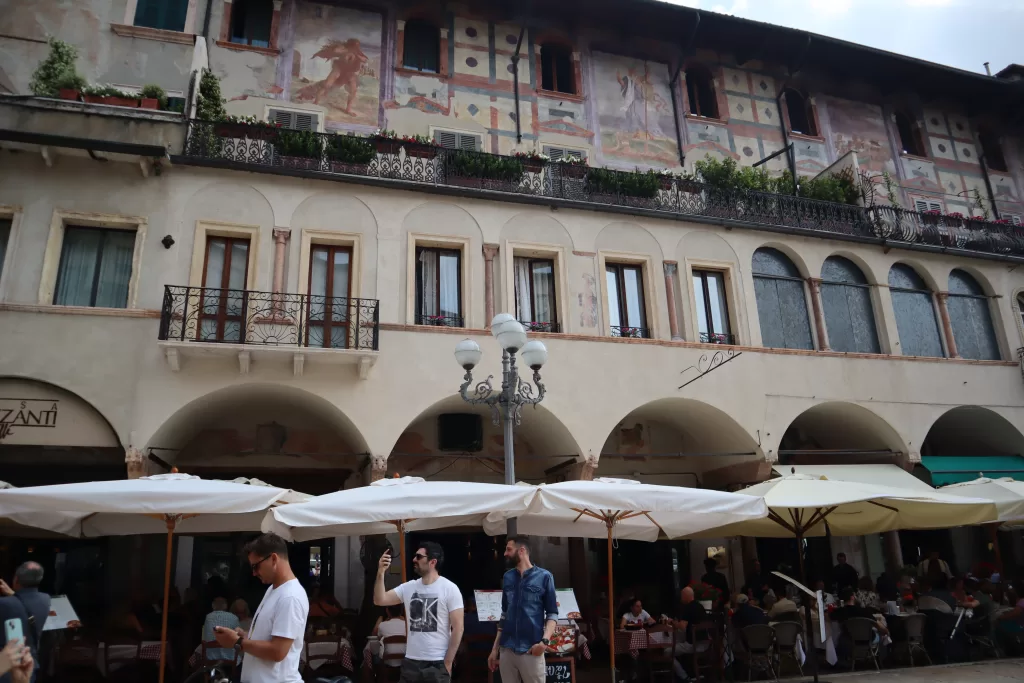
[4,619,24,661]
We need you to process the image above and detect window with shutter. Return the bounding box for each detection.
[433,131,481,151]
[542,146,585,162]
[1006,214,1022,226]
[268,108,321,132]
[914,199,942,213]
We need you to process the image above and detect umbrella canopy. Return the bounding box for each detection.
[264,476,536,541]
[0,481,81,537]
[691,472,998,538]
[483,478,769,540]
[939,476,1024,525]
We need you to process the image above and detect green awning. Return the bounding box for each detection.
[921,456,1024,486]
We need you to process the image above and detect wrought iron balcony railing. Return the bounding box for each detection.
[414,313,464,327]
[180,120,1024,260]
[699,331,736,345]
[520,320,560,333]
[158,285,379,351]
[611,325,650,339]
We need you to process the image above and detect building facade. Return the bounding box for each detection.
[2,0,1024,604]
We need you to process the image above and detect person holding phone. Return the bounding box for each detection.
[213,533,309,683]
[0,597,31,683]
[374,542,464,682]
[0,639,34,683]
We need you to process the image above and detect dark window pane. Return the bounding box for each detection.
[230,0,272,47]
[755,275,813,350]
[891,290,944,357]
[895,110,924,157]
[0,219,10,280]
[685,67,718,118]
[978,128,1007,173]
[784,89,815,136]
[752,248,801,278]
[948,269,985,296]
[947,270,999,360]
[134,0,189,31]
[404,20,440,73]
[887,263,927,290]
[54,227,134,308]
[822,255,868,284]
[821,282,879,354]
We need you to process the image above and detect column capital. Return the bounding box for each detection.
[272,227,291,244]
[125,446,146,479]
[663,261,678,276]
[936,291,950,301]
[482,243,500,260]
[807,277,823,286]
[369,454,388,482]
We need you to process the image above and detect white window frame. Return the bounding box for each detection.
[188,220,261,290]
[597,250,658,339]
[429,127,482,151]
[913,198,943,213]
[502,241,569,334]
[38,210,148,309]
[541,144,587,162]
[406,233,472,327]
[0,205,21,301]
[1005,214,1022,226]
[118,0,199,39]
[266,105,325,132]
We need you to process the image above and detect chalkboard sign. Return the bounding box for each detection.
[545,656,574,683]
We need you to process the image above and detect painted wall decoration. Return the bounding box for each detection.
[592,52,678,167]
[290,3,381,128]
[824,96,895,175]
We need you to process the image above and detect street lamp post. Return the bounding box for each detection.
[454,313,548,536]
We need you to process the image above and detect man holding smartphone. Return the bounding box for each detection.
[374,542,464,682]
[213,533,309,683]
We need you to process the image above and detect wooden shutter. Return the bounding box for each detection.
[434,130,480,151]
[914,199,942,213]
[1009,215,1022,226]
[268,108,320,131]
[543,145,585,162]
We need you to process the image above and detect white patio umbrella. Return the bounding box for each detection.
[939,477,1024,524]
[0,481,81,537]
[0,472,297,683]
[263,476,537,582]
[482,478,770,682]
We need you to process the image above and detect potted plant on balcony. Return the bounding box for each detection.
[325,133,375,174]
[446,150,524,188]
[82,85,140,107]
[275,128,324,169]
[586,167,660,200]
[213,115,282,141]
[139,84,167,110]
[512,150,548,173]
[553,156,588,178]
[372,129,440,158]
[30,38,86,101]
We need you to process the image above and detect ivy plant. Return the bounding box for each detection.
[30,38,84,97]
[276,129,324,158]
[586,167,662,198]
[446,150,524,182]
[326,134,376,164]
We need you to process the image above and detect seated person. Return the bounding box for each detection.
[919,578,957,612]
[621,598,655,629]
[230,598,252,631]
[856,576,882,611]
[731,593,768,630]
[371,604,407,666]
[831,588,886,633]
[202,597,240,662]
[767,588,799,620]
[671,587,709,681]
[951,577,980,610]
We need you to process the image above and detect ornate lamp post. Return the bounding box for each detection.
[454,313,548,535]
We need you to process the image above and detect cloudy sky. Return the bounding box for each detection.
[662,0,1022,75]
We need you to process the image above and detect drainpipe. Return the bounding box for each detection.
[669,11,700,167]
[201,0,213,37]
[776,34,812,195]
[976,134,1002,220]
[511,25,526,145]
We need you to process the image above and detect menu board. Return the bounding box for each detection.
[555,589,580,619]
[43,595,80,631]
[545,657,574,683]
[474,589,503,621]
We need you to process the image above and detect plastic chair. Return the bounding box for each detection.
[843,617,880,671]
[771,621,803,676]
[643,624,676,683]
[739,624,776,681]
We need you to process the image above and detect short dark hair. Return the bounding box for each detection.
[419,541,444,570]
[15,562,43,589]
[839,587,855,604]
[243,532,289,559]
[837,552,846,560]
[508,535,531,555]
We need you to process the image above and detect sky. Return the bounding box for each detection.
[662,0,1022,75]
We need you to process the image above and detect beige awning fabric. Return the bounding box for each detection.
[939,477,1024,526]
[773,464,933,492]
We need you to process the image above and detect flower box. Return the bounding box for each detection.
[558,164,587,179]
[83,94,139,108]
[659,176,675,190]
[329,161,368,175]
[406,142,439,159]
[679,179,702,193]
[520,159,545,173]
[58,89,81,102]
[140,97,160,110]
[373,137,402,155]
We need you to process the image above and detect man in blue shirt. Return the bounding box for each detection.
[488,536,558,683]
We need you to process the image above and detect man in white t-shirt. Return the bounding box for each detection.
[214,533,309,683]
[375,541,464,682]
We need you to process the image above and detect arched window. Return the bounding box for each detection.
[895,109,926,157]
[888,264,943,357]
[752,248,813,350]
[947,269,1000,360]
[978,126,1008,173]
[403,19,440,73]
[539,44,576,95]
[685,66,718,119]
[783,88,817,136]
[820,256,880,353]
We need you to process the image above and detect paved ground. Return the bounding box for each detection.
[816,659,1024,681]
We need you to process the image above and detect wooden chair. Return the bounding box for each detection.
[691,621,723,681]
[643,624,676,682]
[55,633,102,683]
[304,632,346,682]
[103,633,142,682]
[199,640,238,682]
[458,634,492,683]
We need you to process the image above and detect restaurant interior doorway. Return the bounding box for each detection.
[404,530,506,594]
[599,539,691,618]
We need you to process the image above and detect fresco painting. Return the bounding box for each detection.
[824,96,895,174]
[290,3,381,128]
[592,52,678,167]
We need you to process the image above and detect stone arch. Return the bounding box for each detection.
[289,192,380,297]
[773,401,910,464]
[498,213,573,249]
[384,394,584,483]
[921,406,1024,459]
[676,230,739,266]
[597,397,765,489]
[143,383,371,493]
[595,221,664,261]
[751,241,812,279]
[818,249,882,285]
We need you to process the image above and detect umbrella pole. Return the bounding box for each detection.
[795,527,822,683]
[399,520,408,584]
[607,522,615,683]
[159,517,176,683]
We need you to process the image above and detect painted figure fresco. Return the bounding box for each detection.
[593,52,678,167]
[289,3,381,128]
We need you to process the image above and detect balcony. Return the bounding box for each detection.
[520,320,561,333]
[176,120,1024,262]
[611,326,650,339]
[414,314,464,328]
[699,332,736,345]
[157,285,379,378]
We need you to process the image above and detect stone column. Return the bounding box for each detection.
[369,454,388,482]
[483,243,499,324]
[218,0,233,43]
[272,228,291,293]
[807,278,830,351]
[936,292,960,358]
[395,20,406,68]
[125,446,146,479]
[439,28,450,77]
[882,531,904,574]
[663,261,682,341]
[269,0,283,50]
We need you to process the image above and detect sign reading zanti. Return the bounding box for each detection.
[0,399,59,441]
[0,380,119,448]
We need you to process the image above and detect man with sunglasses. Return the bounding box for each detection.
[375,542,464,682]
[214,533,309,683]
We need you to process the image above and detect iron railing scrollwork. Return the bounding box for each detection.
[611,326,649,339]
[414,314,464,328]
[520,320,560,333]
[699,332,736,345]
[159,285,379,351]
[181,120,1024,260]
